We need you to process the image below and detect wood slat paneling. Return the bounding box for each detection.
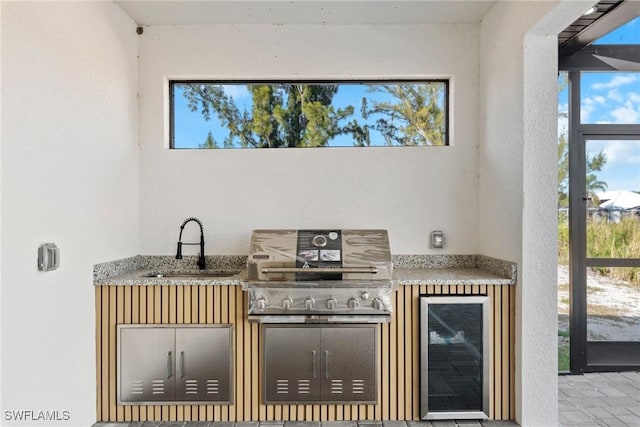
[96,284,515,422]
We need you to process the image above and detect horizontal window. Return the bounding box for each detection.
[170,80,449,149]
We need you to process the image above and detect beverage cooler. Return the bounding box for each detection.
[420,296,490,420]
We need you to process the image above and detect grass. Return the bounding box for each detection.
[558,217,639,286]
[558,331,570,372]
[557,216,639,372]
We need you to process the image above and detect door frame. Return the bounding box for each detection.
[567,71,640,373]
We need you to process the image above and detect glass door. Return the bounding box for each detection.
[420,296,489,420]
[573,133,640,370]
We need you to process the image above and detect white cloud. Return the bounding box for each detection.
[594,95,606,104]
[611,102,639,124]
[558,102,568,135]
[607,89,624,103]
[581,97,596,122]
[593,140,640,167]
[591,74,638,90]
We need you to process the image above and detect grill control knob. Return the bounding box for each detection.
[256,298,268,311]
[347,297,360,309]
[360,291,370,301]
[304,297,315,310]
[312,235,328,247]
[282,297,293,310]
[325,298,337,310]
[372,298,385,311]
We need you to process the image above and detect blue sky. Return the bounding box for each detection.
[557,17,640,193]
[558,71,640,193]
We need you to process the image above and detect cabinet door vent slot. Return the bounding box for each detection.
[207,379,219,394]
[297,379,311,394]
[129,380,144,395]
[330,379,343,394]
[185,379,198,394]
[151,380,165,395]
[352,379,365,394]
[276,379,289,394]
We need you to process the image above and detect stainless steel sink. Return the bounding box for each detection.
[141,270,241,279]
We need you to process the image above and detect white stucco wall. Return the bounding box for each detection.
[137,24,480,256]
[0,3,139,426]
[479,1,593,425]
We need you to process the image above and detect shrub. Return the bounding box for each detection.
[558,216,639,286]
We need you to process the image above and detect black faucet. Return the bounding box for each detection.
[175,217,206,270]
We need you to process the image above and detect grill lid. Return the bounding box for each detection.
[247,229,392,282]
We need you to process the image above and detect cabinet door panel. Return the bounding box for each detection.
[119,327,175,402]
[320,326,377,402]
[175,327,232,402]
[263,326,321,402]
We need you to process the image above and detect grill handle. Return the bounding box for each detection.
[260,267,378,274]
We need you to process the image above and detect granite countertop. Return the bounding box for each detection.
[94,254,515,286]
[95,268,249,286]
[95,267,513,286]
[393,267,514,286]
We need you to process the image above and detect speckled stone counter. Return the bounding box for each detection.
[393,267,514,286]
[94,255,515,286]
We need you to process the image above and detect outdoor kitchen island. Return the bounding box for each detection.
[94,254,515,424]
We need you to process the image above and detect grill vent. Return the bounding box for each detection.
[352,379,365,394]
[185,379,198,395]
[151,379,165,395]
[207,379,219,394]
[129,380,144,395]
[276,379,289,394]
[298,379,310,394]
[330,379,343,394]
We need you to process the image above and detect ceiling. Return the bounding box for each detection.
[558,0,625,48]
[116,0,497,26]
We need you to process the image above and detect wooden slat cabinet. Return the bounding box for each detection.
[118,325,233,404]
[96,284,515,422]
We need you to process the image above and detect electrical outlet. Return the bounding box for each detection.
[430,231,445,249]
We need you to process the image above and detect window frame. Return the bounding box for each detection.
[169,79,450,149]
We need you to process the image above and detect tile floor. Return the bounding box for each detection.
[93,372,640,427]
[558,372,640,427]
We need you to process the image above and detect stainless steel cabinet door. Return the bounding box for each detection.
[320,326,376,403]
[119,327,176,403]
[263,326,321,402]
[175,327,232,402]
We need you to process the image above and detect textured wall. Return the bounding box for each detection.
[478,1,592,425]
[137,23,481,256]
[1,3,138,425]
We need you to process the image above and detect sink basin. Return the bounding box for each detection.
[141,270,241,279]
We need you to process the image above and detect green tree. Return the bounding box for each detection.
[363,83,446,146]
[557,73,608,207]
[557,132,608,207]
[182,83,364,148]
[558,133,569,207]
[199,131,218,149]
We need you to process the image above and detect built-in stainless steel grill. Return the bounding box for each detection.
[244,229,394,323]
